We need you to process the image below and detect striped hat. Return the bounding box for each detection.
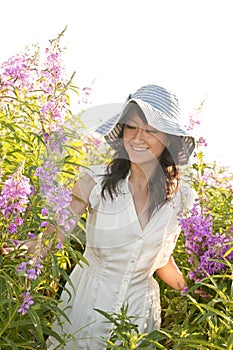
[96,84,195,164]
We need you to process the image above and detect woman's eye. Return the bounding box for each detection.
[146,129,158,134]
[125,124,136,129]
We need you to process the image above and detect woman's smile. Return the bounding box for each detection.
[130,144,149,152]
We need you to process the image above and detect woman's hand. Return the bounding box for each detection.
[156,255,186,290]
[0,240,29,256]
[194,288,211,298]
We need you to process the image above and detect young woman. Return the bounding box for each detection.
[47,84,196,349]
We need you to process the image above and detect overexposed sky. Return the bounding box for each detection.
[1,0,233,166]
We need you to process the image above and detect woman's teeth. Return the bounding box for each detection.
[131,146,148,152]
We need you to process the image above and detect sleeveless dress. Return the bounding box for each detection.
[47,165,195,349]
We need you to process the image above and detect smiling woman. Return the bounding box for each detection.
[47,84,197,349]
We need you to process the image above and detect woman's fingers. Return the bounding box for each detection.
[0,242,28,256]
[194,288,210,298]
[0,246,15,255]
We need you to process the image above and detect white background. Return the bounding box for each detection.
[1,0,232,167]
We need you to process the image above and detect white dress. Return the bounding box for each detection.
[47,165,195,350]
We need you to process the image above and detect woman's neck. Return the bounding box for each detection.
[129,161,157,189]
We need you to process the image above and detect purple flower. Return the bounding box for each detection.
[26,268,37,280]
[16,262,27,273]
[34,258,44,275]
[197,136,208,147]
[35,158,75,233]
[18,291,34,315]
[64,219,76,232]
[181,286,189,296]
[28,232,35,239]
[41,221,48,228]
[0,171,33,234]
[16,256,44,281]
[180,203,233,281]
[41,207,49,216]
[13,240,19,247]
[56,241,63,250]
[0,52,37,95]
[185,115,201,132]
[8,223,17,234]
[14,217,24,226]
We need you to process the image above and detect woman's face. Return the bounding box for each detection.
[123,112,168,165]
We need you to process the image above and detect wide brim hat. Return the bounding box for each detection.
[95,85,195,165]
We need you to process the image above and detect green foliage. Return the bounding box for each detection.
[189,151,233,232]
[95,304,167,349]
[158,273,233,349]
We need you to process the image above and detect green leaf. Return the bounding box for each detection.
[0,298,16,307]
[28,308,44,343]
[42,326,66,344]
[50,254,60,280]
[227,333,233,350]
[178,337,224,349]
[0,336,19,350]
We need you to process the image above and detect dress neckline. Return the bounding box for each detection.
[125,170,151,232]
[124,170,177,233]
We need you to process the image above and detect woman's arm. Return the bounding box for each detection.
[156,255,186,290]
[70,171,96,216]
[156,255,210,297]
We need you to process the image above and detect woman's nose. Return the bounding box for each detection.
[134,127,145,140]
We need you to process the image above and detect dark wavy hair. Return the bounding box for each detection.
[101,103,182,218]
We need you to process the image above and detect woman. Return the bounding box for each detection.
[47,84,196,349]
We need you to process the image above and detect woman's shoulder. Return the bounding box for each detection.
[78,164,108,184]
[75,164,108,207]
[177,165,198,210]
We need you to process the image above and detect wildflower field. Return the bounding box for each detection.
[0,31,233,349]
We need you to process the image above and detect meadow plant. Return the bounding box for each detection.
[156,109,233,349]
[0,28,89,348]
[180,203,233,282]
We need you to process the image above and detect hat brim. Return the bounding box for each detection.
[95,99,195,165]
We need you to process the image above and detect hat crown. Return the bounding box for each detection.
[131,85,181,122]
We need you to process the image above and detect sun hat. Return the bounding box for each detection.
[95,84,195,164]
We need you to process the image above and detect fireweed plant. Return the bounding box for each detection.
[180,203,233,283]
[0,28,91,349]
[181,113,233,285]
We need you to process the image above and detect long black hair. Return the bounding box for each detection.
[101,103,182,218]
